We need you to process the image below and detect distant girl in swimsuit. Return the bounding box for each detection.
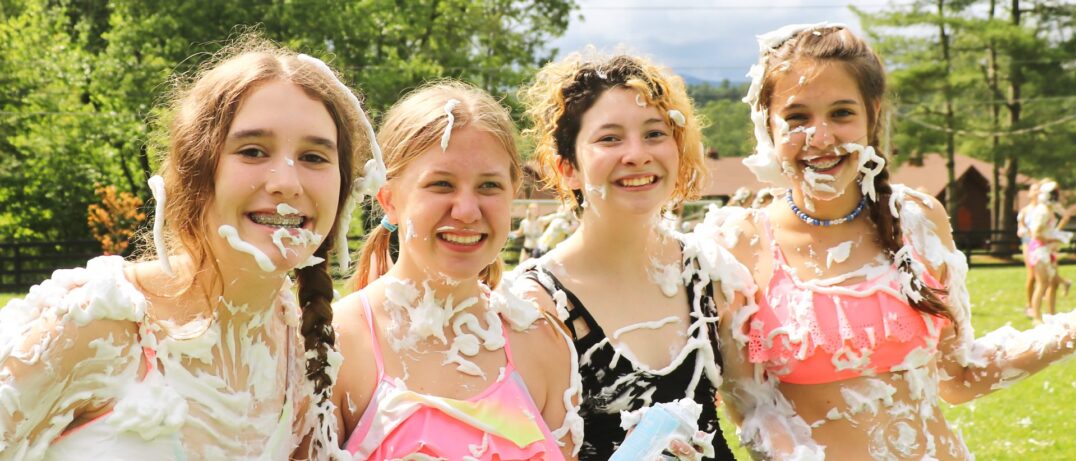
[516,51,736,460]
[0,36,370,459]
[330,81,579,460]
[1026,179,1072,323]
[1017,180,1042,316]
[510,203,546,262]
[708,24,1076,459]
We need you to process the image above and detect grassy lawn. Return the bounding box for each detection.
[719,264,1076,460]
[0,293,19,307]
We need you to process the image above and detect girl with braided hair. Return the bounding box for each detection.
[705,23,1076,459]
[0,35,377,459]
[330,81,579,459]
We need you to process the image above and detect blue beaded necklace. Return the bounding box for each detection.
[785,189,866,227]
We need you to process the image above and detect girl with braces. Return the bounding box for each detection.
[0,36,380,460]
[707,23,1076,460]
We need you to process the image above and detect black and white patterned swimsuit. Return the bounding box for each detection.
[523,246,736,460]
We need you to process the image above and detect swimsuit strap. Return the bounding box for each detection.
[496,315,517,370]
[683,253,725,371]
[134,322,158,380]
[757,209,789,266]
[358,293,386,380]
[526,266,602,340]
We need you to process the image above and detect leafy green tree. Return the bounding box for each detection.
[0,0,577,243]
[698,98,753,158]
[0,1,122,241]
[856,0,1075,245]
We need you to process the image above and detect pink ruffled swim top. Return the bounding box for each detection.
[344,294,565,460]
[747,212,950,385]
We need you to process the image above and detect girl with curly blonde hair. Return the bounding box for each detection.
[513,50,736,460]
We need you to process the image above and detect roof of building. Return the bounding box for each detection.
[699,152,1037,206]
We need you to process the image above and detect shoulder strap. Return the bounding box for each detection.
[358,293,385,380]
[681,242,725,371]
[757,209,789,265]
[522,265,601,340]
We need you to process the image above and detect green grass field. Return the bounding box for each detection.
[0,293,17,307]
[4,265,1075,458]
[719,264,1076,460]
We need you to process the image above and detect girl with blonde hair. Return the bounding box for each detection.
[331,81,579,459]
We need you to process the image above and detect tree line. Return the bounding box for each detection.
[0,0,1071,246]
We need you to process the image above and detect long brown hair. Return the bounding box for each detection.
[349,81,522,291]
[148,34,368,449]
[755,26,953,326]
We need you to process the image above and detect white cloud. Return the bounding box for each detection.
[548,1,875,83]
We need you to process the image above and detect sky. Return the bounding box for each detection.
[548,1,902,84]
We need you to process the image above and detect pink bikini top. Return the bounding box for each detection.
[747,212,950,385]
[344,294,565,460]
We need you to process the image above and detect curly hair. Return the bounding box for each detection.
[520,50,707,210]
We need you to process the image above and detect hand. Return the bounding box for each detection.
[666,431,715,461]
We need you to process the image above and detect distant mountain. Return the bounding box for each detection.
[679,73,718,86]
[679,73,748,87]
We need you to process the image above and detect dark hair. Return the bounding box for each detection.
[522,52,707,211]
[758,26,954,327]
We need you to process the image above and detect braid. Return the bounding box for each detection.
[869,164,956,330]
[296,244,337,396]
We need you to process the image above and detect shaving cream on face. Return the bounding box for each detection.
[635,93,647,107]
[218,225,276,272]
[276,203,300,216]
[842,142,886,202]
[742,23,848,189]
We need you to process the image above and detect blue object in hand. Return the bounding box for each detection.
[610,405,693,461]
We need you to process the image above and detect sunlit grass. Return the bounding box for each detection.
[0,293,18,307]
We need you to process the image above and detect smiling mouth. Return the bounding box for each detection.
[617,175,657,187]
[438,232,484,245]
[800,155,846,172]
[249,213,305,228]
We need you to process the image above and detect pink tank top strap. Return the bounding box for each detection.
[495,315,516,370]
[757,209,788,265]
[358,293,386,380]
[135,322,158,380]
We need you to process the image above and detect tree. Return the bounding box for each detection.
[0,1,124,241]
[689,80,754,158]
[855,0,1075,249]
[0,0,578,243]
[698,98,754,158]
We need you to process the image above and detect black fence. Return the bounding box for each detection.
[0,240,101,292]
[2,231,1072,293]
